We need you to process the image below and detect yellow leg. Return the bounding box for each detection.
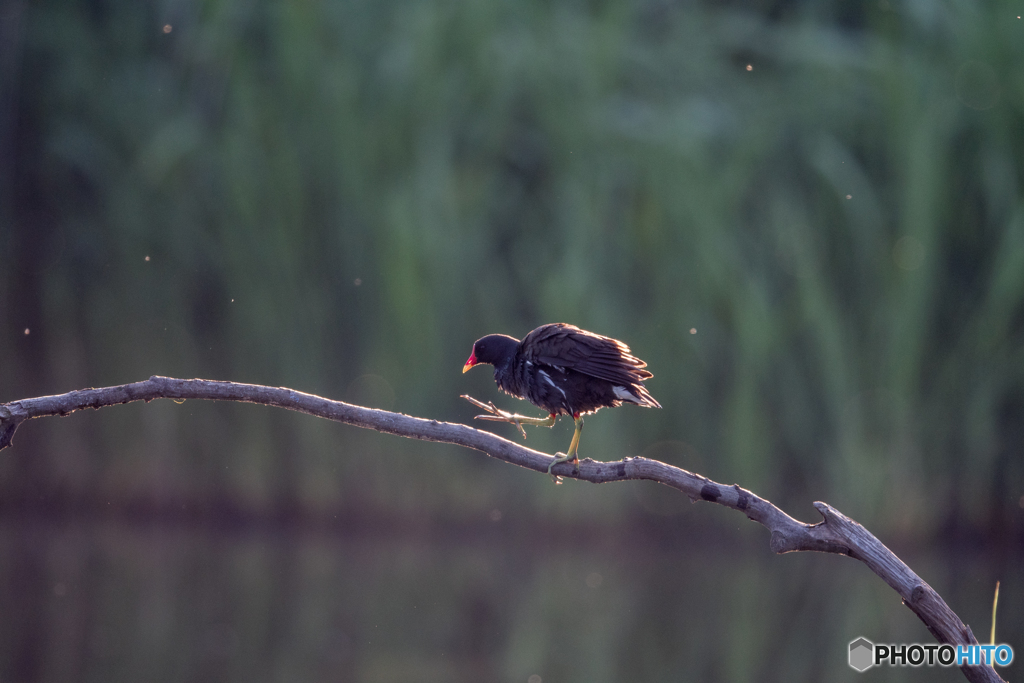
[547,415,584,484]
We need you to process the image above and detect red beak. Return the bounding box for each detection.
[462,349,478,373]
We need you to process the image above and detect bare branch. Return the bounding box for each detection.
[0,376,1004,683]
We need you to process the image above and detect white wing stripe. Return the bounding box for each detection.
[538,370,568,401]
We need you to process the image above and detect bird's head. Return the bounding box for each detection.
[463,334,520,373]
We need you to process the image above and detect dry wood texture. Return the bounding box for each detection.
[0,376,1005,683]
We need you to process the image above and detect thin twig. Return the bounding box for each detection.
[0,376,1005,683]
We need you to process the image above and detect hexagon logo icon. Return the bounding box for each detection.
[849,637,874,672]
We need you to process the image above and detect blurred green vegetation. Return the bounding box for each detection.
[1,0,1022,681]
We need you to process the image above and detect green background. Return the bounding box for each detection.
[1,0,1021,681]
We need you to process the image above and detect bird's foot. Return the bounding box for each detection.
[546,452,579,485]
[460,395,528,438]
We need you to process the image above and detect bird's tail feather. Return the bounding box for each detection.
[615,384,661,409]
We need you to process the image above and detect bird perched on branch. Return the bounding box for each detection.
[462,323,660,482]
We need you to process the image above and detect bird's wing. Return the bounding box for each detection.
[522,324,653,385]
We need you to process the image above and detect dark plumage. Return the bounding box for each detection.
[464,323,660,416]
[462,323,660,481]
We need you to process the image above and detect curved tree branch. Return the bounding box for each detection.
[0,376,1005,683]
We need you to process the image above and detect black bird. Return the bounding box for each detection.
[462,323,660,482]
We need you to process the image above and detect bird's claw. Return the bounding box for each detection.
[460,395,493,412]
[547,452,580,485]
[460,395,528,438]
